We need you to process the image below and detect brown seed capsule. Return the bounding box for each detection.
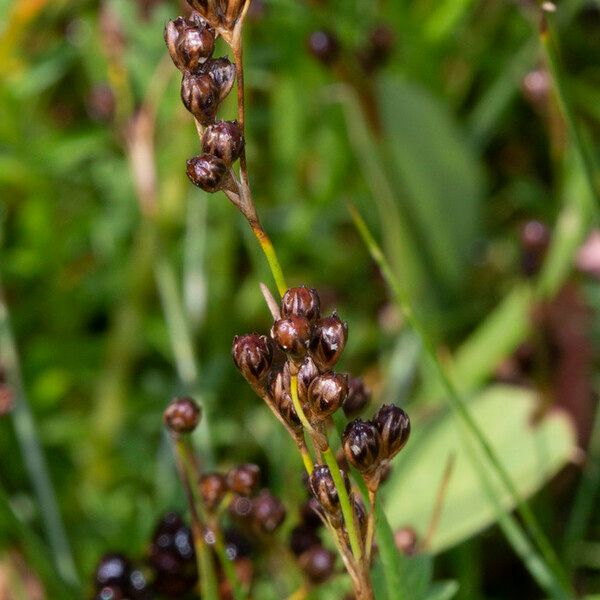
[205,57,236,102]
[200,473,228,511]
[252,490,286,533]
[268,364,302,430]
[308,464,350,526]
[290,525,321,556]
[342,419,381,476]
[271,316,312,360]
[310,313,348,370]
[520,220,550,277]
[373,404,410,460]
[186,0,245,29]
[281,287,321,323]
[186,154,228,192]
[202,120,244,166]
[181,72,219,124]
[227,464,260,496]
[307,372,348,420]
[164,17,188,69]
[163,396,201,433]
[297,356,320,404]
[177,25,215,72]
[343,375,371,417]
[232,334,273,386]
[352,495,368,539]
[307,30,340,65]
[358,24,395,72]
[228,495,254,521]
[300,497,324,529]
[394,526,418,556]
[298,546,336,584]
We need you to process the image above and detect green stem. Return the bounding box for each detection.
[211,521,247,600]
[322,447,363,562]
[173,438,219,600]
[0,287,79,588]
[540,9,600,209]
[252,224,288,298]
[349,203,572,596]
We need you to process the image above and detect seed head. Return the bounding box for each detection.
[252,490,287,533]
[177,25,215,72]
[181,72,219,124]
[310,313,348,370]
[200,473,229,511]
[186,154,228,192]
[271,316,312,360]
[163,396,201,434]
[343,375,371,417]
[232,333,273,386]
[373,404,410,460]
[227,463,261,496]
[202,120,245,166]
[342,419,381,476]
[281,286,321,323]
[307,372,348,420]
[94,554,131,590]
[395,526,419,556]
[186,0,246,30]
[298,546,336,584]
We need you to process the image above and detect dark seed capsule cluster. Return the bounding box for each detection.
[92,554,152,600]
[232,286,371,431]
[342,404,410,490]
[164,10,244,193]
[163,396,201,434]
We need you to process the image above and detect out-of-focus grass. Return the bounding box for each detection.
[1,0,600,598]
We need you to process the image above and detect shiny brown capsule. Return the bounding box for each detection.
[271,316,312,360]
[252,490,287,533]
[298,546,336,584]
[342,419,381,477]
[395,526,419,556]
[307,30,340,65]
[186,154,228,192]
[164,17,188,69]
[163,396,201,433]
[202,120,244,166]
[290,525,321,556]
[373,404,410,460]
[281,287,321,323]
[227,464,260,496]
[205,57,236,102]
[343,375,371,417]
[232,334,273,386]
[200,473,228,511]
[308,464,350,526]
[297,356,320,404]
[181,72,219,124]
[177,25,215,72]
[268,364,302,430]
[310,313,348,370]
[307,372,348,420]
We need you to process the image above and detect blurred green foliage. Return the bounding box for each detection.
[1,0,600,598]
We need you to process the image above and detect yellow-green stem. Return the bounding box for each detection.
[365,489,376,563]
[322,447,363,562]
[290,374,318,437]
[252,225,287,298]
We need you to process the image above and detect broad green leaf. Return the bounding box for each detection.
[384,385,576,553]
[378,78,484,294]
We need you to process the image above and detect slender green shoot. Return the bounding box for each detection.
[540,6,600,209]
[0,286,79,588]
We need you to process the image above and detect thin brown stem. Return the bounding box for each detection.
[365,488,377,563]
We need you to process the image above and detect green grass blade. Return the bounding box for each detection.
[0,286,79,588]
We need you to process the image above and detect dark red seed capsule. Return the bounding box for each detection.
[226,464,261,496]
[298,546,336,584]
[252,490,287,533]
[180,72,219,124]
[342,375,371,417]
[271,316,312,360]
[186,154,228,192]
[373,404,410,460]
[310,313,348,370]
[307,372,348,420]
[281,286,321,323]
[200,473,229,511]
[342,419,381,476]
[202,120,244,166]
[307,30,340,65]
[232,334,273,386]
[177,25,215,72]
[163,396,201,434]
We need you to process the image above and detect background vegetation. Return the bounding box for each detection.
[1,0,599,597]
